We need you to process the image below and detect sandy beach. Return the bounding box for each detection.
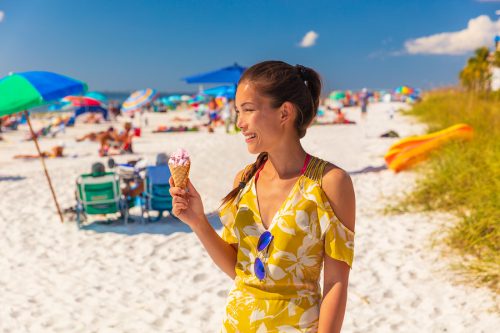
[0,102,498,332]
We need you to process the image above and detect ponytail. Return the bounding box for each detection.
[220,152,268,207]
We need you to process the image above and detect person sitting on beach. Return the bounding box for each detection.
[99,122,134,156]
[76,127,115,142]
[169,61,355,332]
[333,109,356,124]
[14,145,65,159]
[121,153,169,199]
[83,113,103,124]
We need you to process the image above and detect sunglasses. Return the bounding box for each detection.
[254,231,274,280]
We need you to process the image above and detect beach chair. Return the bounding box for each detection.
[75,172,128,228]
[141,165,174,222]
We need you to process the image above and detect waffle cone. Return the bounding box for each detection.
[169,162,190,189]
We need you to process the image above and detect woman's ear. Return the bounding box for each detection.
[280,102,294,124]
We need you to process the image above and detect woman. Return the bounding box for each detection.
[169,61,355,332]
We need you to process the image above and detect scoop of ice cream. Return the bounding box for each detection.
[168,148,190,166]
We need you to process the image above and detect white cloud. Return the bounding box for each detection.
[299,31,318,48]
[404,15,500,55]
[0,11,4,23]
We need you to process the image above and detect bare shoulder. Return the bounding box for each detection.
[321,162,356,232]
[322,163,352,190]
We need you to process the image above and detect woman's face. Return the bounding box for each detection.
[235,82,284,154]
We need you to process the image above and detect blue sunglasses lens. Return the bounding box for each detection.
[257,231,274,252]
[254,258,266,280]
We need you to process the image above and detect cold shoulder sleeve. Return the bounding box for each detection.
[219,201,238,244]
[319,203,355,268]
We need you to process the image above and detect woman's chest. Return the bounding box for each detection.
[255,178,299,229]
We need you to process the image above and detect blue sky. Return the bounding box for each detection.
[1,0,500,93]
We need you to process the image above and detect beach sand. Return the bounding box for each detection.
[0,103,498,332]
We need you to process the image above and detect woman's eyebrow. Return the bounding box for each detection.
[241,102,255,107]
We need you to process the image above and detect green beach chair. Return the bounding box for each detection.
[75,172,128,228]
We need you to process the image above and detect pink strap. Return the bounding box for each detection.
[256,154,310,181]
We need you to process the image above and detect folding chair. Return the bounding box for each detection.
[75,172,128,228]
[141,165,173,222]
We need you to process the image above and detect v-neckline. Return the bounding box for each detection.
[253,154,311,231]
[253,175,303,231]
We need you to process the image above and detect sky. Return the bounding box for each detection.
[1,0,500,94]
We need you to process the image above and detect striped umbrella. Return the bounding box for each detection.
[122,88,156,112]
[0,71,88,223]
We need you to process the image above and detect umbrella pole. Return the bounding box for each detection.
[24,110,64,223]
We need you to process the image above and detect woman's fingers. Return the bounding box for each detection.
[169,186,186,198]
[173,196,188,205]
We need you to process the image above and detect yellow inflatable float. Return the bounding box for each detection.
[384,123,474,172]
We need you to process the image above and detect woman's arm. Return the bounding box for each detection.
[318,166,356,333]
[169,170,243,279]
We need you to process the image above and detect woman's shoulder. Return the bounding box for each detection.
[318,159,355,233]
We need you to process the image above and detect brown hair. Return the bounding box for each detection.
[220,61,322,207]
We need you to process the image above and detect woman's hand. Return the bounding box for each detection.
[169,177,206,228]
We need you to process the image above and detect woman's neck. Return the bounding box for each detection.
[262,146,308,180]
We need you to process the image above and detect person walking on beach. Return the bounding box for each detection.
[169,61,355,332]
[359,88,369,116]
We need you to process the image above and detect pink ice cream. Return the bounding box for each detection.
[168,148,190,166]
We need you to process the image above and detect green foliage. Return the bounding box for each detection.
[493,50,500,68]
[459,47,492,92]
[402,90,500,292]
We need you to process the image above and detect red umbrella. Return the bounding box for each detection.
[62,96,102,107]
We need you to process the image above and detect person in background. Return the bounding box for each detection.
[14,144,65,159]
[221,98,234,134]
[360,88,369,116]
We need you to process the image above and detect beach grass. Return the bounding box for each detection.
[399,90,499,292]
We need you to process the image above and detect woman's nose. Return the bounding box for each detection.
[236,114,244,130]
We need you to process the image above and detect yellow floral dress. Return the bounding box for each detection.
[218,155,355,333]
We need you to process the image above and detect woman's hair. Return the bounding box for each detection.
[220,61,322,207]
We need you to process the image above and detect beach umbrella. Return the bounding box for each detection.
[0,71,88,223]
[73,105,109,120]
[62,96,102,107]
[329,91,346,101]
[183,63,246,84]
[85,91,108,104]
[395,85,414,95]
[122,88,156,112]
[166,94,183,103]
[202,85,236,98]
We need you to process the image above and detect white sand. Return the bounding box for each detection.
[0,103,498,332]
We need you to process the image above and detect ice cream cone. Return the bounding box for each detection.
[169,162,190,189]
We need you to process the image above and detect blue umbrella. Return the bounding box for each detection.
[73,105,109,120]
[202,85,236,98]
[183,63,246,84]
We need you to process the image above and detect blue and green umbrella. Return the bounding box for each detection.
[0,71,88,223]
[0,71,87,116]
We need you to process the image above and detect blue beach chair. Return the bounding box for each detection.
[141,165,174,222]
